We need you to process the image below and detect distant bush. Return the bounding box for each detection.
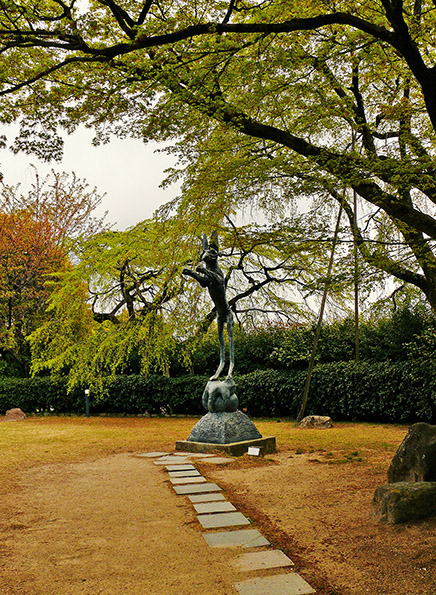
[0,376,82,414]
[307,360,436,423]
[188,325,291,375]
[184,306,436,378]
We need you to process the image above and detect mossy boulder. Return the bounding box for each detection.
[373,482,436,524]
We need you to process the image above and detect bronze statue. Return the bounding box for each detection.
[182,231,234,380]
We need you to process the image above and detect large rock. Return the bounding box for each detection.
[373,482,436,524]
[298,415,333,429]
[388,422,436,483]
[3,408,26,422]
[187,410,262,444]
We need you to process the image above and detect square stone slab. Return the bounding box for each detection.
[188,493,226,503]
[135,452,169,458]
[197,511,250,529]
[194,501,236,514]
[234,573,315,595]
[202,529,269,548]
[170,476,206,485]
[234,550,294,572]
[173,483,221,495]
[165,464,196,472]
[154,457,190,465]
[168,470,201,478]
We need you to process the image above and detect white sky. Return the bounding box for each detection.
[0,126,179,230]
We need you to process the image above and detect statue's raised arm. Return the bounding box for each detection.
[182,231,234,380]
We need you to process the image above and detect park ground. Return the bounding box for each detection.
[1,416,436,594]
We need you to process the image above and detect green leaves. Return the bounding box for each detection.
[1,0,436,316]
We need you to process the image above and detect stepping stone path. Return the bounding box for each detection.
[136,451,317,594]
[197,511,251,529]
[173,482,221,495]
[203,529,270,549]
[188,492,226,503]
[234,550,294,571]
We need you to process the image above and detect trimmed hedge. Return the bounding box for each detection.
[0,377,84,414]
[239,360,436,423]
[0,374,208,417]
[1,359,435,423]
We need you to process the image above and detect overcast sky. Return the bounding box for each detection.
[0,125,179,230]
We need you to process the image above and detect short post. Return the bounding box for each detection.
[84,389,90,418]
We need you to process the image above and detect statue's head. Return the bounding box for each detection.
[201,231,219,265]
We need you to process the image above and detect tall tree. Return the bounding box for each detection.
[1,1,436,306]
[0,169,105,375]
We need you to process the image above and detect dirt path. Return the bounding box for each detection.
[0,454,242,595]
[2,448,436,594]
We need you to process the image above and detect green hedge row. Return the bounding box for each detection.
[238,360,436,423]
[1,359,435,423]
[0,375,208,417]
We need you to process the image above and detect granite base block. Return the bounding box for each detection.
[176,436,276,457]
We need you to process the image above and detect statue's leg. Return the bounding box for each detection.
[226,313,234,379]
[210,317,225,380]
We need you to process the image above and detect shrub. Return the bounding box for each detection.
[306,360,436,423]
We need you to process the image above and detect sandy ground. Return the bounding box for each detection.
[0,455,243,595]
[1,448,436,594]
[201,451,436,595]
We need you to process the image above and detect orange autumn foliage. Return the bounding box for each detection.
[0,169,106,375]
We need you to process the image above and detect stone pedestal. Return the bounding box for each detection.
[188,410,261,444]
[176,409,276,456]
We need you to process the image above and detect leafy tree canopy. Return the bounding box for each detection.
[1,1,436,308]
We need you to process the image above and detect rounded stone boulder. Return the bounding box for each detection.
[373,481,436,524]
[388,422,436,483]
[298,415,333,429]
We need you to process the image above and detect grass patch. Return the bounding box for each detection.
[0,416,408,481]
[0,416,198,477]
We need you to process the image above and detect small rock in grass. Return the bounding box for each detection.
[3,408,26,422]
[298,415,333,429]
